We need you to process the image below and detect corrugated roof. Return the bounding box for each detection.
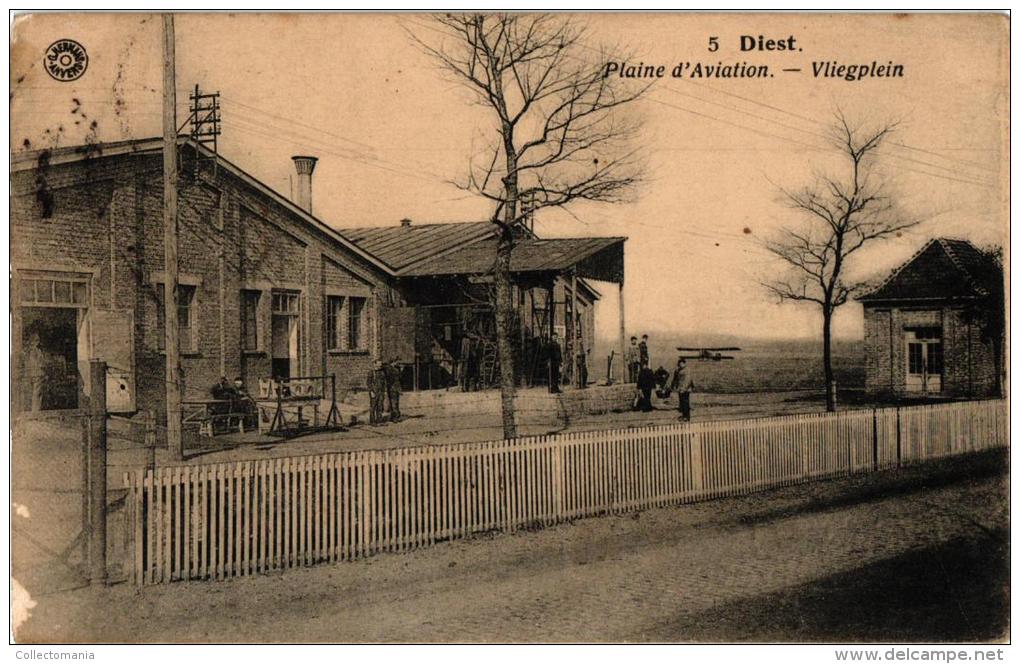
[340,222,496,271]
[398,236,626,280]
[859,238,1002,302]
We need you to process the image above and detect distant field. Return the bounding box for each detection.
[591,336,865,393]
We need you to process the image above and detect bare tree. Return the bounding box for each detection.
[409,14,646,438]
[763,113,919,411]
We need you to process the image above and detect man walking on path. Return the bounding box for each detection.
[625,336,640,383]
[671,358,694,421]
[367,360,387,424]
[547,332,563,394]
[384,359,402,422]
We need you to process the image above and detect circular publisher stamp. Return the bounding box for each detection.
[44,39,88,82]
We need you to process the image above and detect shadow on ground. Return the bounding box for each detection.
[736,450,1007,528]
[642,529,1009,642]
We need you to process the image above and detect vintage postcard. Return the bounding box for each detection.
[8,11,1010,648]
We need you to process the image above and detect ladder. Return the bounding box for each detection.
[479,340,499,387]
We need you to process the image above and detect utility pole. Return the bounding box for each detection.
[163,14,183,461]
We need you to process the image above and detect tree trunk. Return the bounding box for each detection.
[993,335,1004,398]
[822,306,836,412]
[494,228,518,439]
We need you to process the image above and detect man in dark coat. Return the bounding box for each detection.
[653,365,672,398]
[383,359,402,422]
[635,365,656,412]
[547,332,563,394]
[639,334,650,368]
[367,360,387,425]
[671,358,694,421]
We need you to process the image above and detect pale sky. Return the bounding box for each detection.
[10,13,1009,343]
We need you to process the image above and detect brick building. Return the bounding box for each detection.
[858,238,1003,398]
[11,138,626,417]
[12,139,396,415]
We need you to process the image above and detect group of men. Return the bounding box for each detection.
[210,376,257,419]
[625,334,694,421]
[367,359,403,425]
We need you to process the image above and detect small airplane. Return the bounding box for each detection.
[674,346,742,361]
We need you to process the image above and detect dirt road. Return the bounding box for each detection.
[15,451,1008,643]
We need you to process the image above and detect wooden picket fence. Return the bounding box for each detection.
[124,399,1007,584]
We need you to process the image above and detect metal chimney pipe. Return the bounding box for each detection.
[291,155,318,214]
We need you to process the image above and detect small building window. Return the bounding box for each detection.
[241,290,261,351]
[347,297,367,351]
[326,295,345,351]
[927,342,944,375]
[272,291,300,315]
[908,343,924,375]
[156,284,197,353]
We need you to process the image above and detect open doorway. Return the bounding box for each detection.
[271,291,300,379]
[21,307,80,410]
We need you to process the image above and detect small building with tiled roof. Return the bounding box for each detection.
[858,238,1003,398]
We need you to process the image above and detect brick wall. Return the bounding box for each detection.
[863,303,999,398]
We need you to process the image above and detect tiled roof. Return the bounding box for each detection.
[398,236,626,282]
[339,222,496,271]
[858,238,1002,302]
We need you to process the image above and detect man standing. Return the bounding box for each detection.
[383,359,402,422]
[24,334,46,412]
[671,358,694,421]
[367,360,387,425]
[639,334,650,369]
[547,332,563,394]
[635,364,656,412]
[575,347,589,389]
[624,336,640,383]
[458,332,473,391]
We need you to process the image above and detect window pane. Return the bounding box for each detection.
[36,280,53,303]
[348,297,365,350]
[326,296,343,350]
[53,280,72,303]
[242,291,260,351]
[21,280,37,303]
[927,343,943,374]
[908,343,923,374]
[72,282,87,304]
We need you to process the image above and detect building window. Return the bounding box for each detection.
[347,297,366,350]
[908,343,924,375]
[326,295,345,351]
[21,276,88,307]
[272,291,300,315]
[241,290,260,351]
[926,342,944,375]
[156,284,196,353]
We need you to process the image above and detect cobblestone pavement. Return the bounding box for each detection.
[16,452,1008,644]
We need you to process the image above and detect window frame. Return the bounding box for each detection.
[325,295,346,352]
[156,283,198,354]
[241,289,262,352]
[346,296,367,351]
